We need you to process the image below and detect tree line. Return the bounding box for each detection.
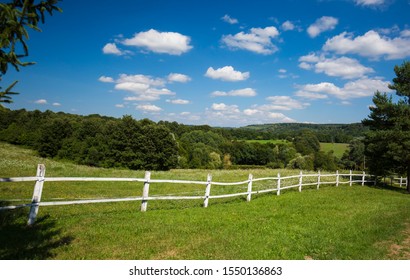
[0,107,366,171]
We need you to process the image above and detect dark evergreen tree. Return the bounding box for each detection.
[363,61,410,193]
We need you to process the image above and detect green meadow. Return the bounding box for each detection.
[0,142,409,260]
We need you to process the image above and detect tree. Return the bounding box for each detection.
[293,129,320,156]
[0,0,62,103]
[363,61,410,193]
[389,61,410,104]
[341,138,365,170]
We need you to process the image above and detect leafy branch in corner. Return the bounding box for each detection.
[0,0,62,103]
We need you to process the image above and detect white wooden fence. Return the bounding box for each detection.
[0,164,406,225]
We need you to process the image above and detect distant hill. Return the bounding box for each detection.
[240,123,368,143]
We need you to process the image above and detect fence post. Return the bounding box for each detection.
[247,174,253,202]
[140,171,151,212]
[362,171,366,186]
[277,173,281,196]
[336,170,339,187]
[298,170,303,192]
[400,176,403,187]
[203,174,212,208]
[27,164,46,226]
[317,170,321,190]
[349,170,353,187]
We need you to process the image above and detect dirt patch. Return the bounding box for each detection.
[386,222,410,260]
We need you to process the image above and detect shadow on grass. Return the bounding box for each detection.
[0,202,73,260]
[366,182,410,194]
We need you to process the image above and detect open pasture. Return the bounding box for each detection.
[0,142,409,260]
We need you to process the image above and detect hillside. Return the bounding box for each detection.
[241,123,367,143]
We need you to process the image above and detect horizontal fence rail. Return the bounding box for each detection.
[0,164,407,225]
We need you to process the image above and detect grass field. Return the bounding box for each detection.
[245,139,291,145]
[244,140,349,158]
[0,142,409,260]
[320,142,349,158]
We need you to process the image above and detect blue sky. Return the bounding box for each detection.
[3,0,410,127]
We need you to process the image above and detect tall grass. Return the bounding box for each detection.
[0,142,409,260]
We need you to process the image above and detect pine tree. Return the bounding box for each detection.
[0,0,62,103]
[363,62,410,193]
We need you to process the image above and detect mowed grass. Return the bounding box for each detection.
[1,142,409,260]
[320,142,349,158]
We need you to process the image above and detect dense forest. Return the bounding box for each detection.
[0,108,367,171]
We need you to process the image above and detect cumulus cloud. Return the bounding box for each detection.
[122,29,193,55]
[102,43,123,55]
[323,30,410,60]
[281,20,296,31]
[211,88,257,97]
[205,66,250,81]
[221,26,280,55]
[117,74,165,87]
[221,14,238,24]
[167,99,190,105]
[299,54,374,79]
[202,101,299,126]
[167,73,191,83]
[211,103,240,112]
[295,78,392,100]
[307,16,338,38]
[136,104,162,112]
[100,73,178,102]
[34,99,47,104]
[98,76,115,83]
[263,96,309,110]
[401,30,410,37]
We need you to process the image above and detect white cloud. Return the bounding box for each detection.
[296,78,392,100]
[117,74,165,87]
[221,26,280,55]
[401,30,410,37]
[167,99,190,105]
[295,91,329,100]
[136,104,162,112]
[211,103,240,112]
[98,76,115,83]
[299,54,374,79]
[52,102,61,106]
[315,57,374,79]
[221,14,238,24]
[34,99,47,104]
[104,73,175,102]
[299,52,322,63]
[205,66,250,81]
[115,82,150,93]
[298,62,313,70]
[307,16,338,38]
[202,101,298,126]
[265,96,309,110]
[122,29,192,55]
[115,104,125,108]
[211,88,257,97]
[355,0,385,6]
[281,20,295,31]
[167,73,191,83]
[102,43,123,55]
[323,30,410,60]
